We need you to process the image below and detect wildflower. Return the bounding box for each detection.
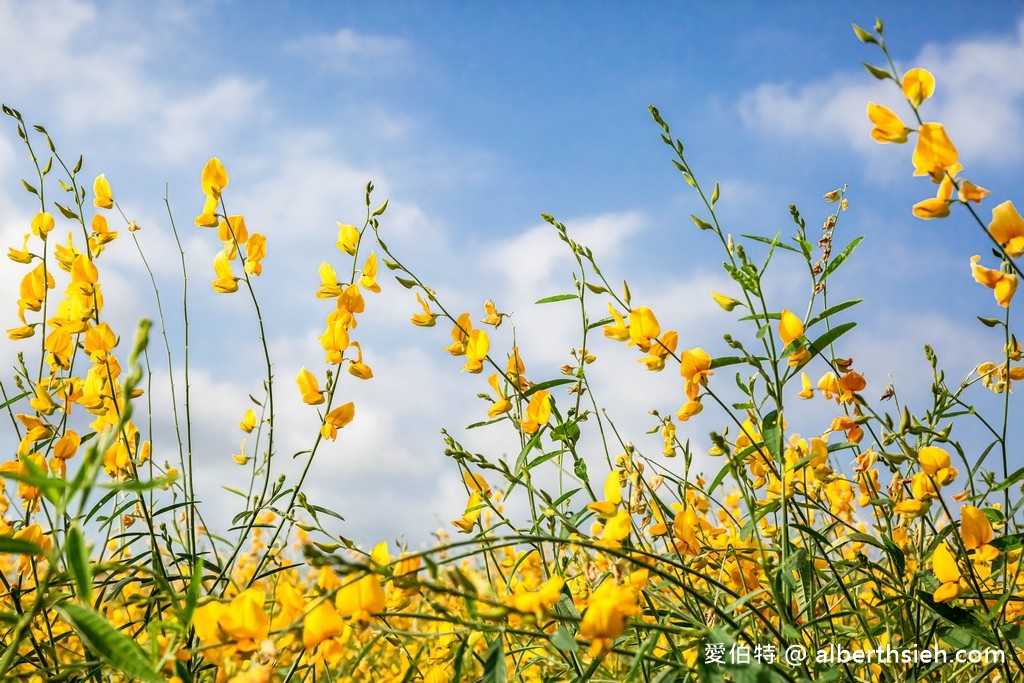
[913,123,958,182]
[93,174,114,208]
[505,575,564,621]
[336,222,360,255]
[201,157,229,199]
[676,399,703,422]
[971,255,1017,307]
[680,347,712,400]
[239,408,257,433]
[988,201,1024,258]
[778,309,804,346]
[918,445,958,485]
[797,372,814,399]
[587,471,622,517]
[452,491,486,533]
[486,373,512,417]
[245,233,266,276]
[637,330,677,371]
[303,600,346,650]
[30,212,55,239]
[232,440,249,465]
[711,291,741,311]
[444,313,472,355]
[901,68,935,108]
[320,317,350,364]
[297,367,325,405]
[913,173,955,219]
[359,252,381,293]
[410,292,436,327]
[628,306,660,352]
[837,370,866,402]
[867,102,911,143]
[212,247,239,293]
[321,402,355,440]
[960,505,996,554]
[335,573,386,626]
[463,328,490,373]
[347,341,373,379]
[600,509,632,544]
[481,300,502,326]
[520,390,551,434]
[603,303,629,341]
[8,234,31,263]
[932,542,961,603]
[579,574,645,657]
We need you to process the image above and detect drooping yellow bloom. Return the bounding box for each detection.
[30,212,55,239]
[239,409,257,433]
[971,255,1018,307]
[452,491,486,533]
[297,367,325,405]
[637,330,677,371]
[680,347,713,400]
[212,247,239,293]
[201,157,229,199]
[521,390,552,434]
[232,440,249,465]
[7,234,32,263]
[628,306,660,352]
[603,303,629,341]
[481,299,502,326]
[320,317,350,364]
[336,222,360,255]
[797,372,814,399]
[932,542,961,603]
[587,471,622,517]
[601,509,632,544]
[410,292,436,327]
[960,505,994,550]
[317,262,342,299]
[444,312,472,355]
[711,291,741,311]
[303,600,346,650]
[867,102,911,144]
[93,174,114,209]
[676,399,702,422]
[321,402,355,440]
[244,233,266,276]
[778,309,804,346]
[913,173,955,220]
[988,201,1024,258]
[486,373,512,417]
[335,573,386,626]
[463,328,489,373]
[913,123,958,182]
[918,445,958,485]
[579,575,644,657]
[347,341,373,379]
[505,575,564,621]
[359,252,380,293]
[901,68,935,108]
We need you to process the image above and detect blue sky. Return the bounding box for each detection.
[1,1,1023,547]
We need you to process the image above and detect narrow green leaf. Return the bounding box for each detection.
[549,625,578,652]
[863,62,893,81]
[395,276,417,289]
[852,23,877,44]
[371,198,389,216]
[54,202,80,220]
[534,293,578,304]
[480,636,507,683]
[709,356,744,370]
[820,236,864,281]
[65,524,93,604]
[742,234,800,253]
[711,182,720,205]
[0,535,44,555]
[524,378,574,395]
[691,214,713,231]
[55,602,163,683]
[977,316,1002,328]
[182,558,204,626]
[21,179,39,196]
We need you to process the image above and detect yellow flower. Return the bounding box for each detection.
[778,309,804,345]
[587,471,622,517]
[988,201,1024,258]
[31,211,55,239]
[960,505,994,550]
[244,233,266,276]
[918,445,958,485]
[797,372,814,399]
[317,262,342,299]
[867,102,911,143]
[359,252,381,293]
[336,222,360,255]
[521,390,552,434]
[601,509,632,544]
[452,491,486,533]
[7,234,32,263]
[901,68,935,108]
[913,123,958,182]
[212,247,239,294]
[579,576,644,657]
[712,291,741,311]
[628,306,660,352]
[347,341,373,380]
[297,367,325,405]
[303,600,346,650]
[335,573,386,626]
[603,303,629,341]
[505,575,564,620]
[637,330,677,371]
[201,157,229,199]
[240,409,257,433]
[676,399,702,422]
[321,402,355,440]
[680,347,712,400]
[444,312,472,356]
[932,542,961,603]
[410,292,436,327]
[971,255,1018,307]
[486,373,512,417]
[463,328,489,373]
[93,174,114,209]
[232,440,249,465]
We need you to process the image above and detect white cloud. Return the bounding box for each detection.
[283,28,412,76]
[738,19,1024,166]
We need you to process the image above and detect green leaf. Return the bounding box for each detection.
[820,236,863,281]
[479,636,507,683]
[524,378,575,395]
[583,281,607,294]
[977,316,1002,328]
[182,558,204,626]
[0,535,44,555]
[711,182,720,206]
[808,321,856,354]
[709,356,744,370]
[852,23,877,44]
[55,601,163,683]
[549,625,578,652]
[992,466,1024,492]
[862,62,893,81]
[21,179,39,196]
[54,202,80,220]
[395,276,417,289]
[806,299,863,329]
[691,214,713,231]
[65,524,93,604]
[534,293,578,304]
[742,234,800,253]
[371,198,389,216]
